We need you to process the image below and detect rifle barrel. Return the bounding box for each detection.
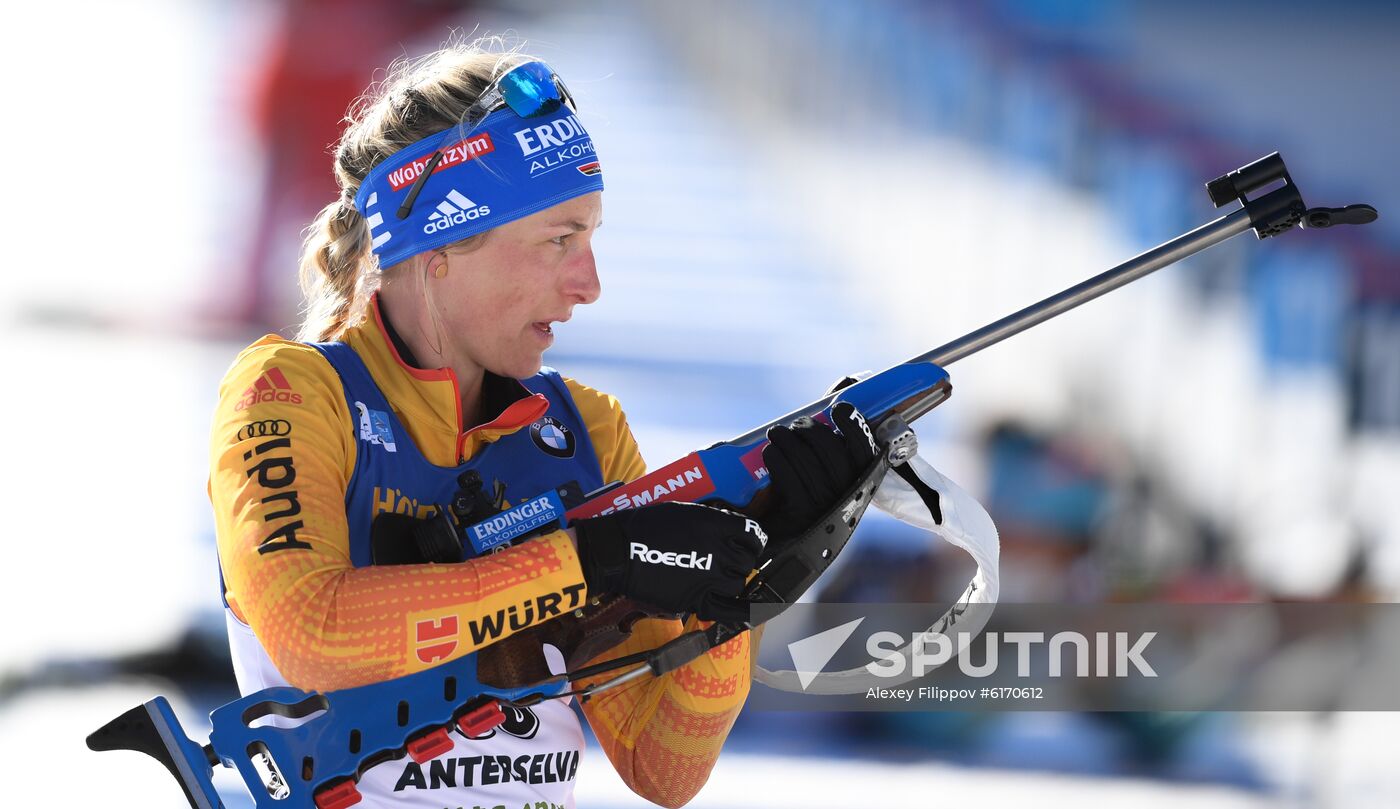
[732,206,1255,443]
[916,207,1255,370]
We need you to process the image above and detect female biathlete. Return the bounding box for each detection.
[209,39,875,808]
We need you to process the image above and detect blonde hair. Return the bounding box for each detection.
[296,35,530,342]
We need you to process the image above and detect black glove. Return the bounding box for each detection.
[574,502,767,623]
[761,401,880,545]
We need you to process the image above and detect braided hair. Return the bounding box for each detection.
[296,35,527,341]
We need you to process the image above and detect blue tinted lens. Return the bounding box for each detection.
[499,61,566,118]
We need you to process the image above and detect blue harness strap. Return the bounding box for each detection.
[309,341,605,567]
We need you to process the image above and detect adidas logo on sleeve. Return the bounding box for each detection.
[422,190,492,235]
[235,368,303,411]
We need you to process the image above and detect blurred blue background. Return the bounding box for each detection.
[1,0,1397,806]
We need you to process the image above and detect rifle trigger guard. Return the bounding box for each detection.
[877,413,917,466]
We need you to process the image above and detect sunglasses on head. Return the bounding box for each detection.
[397,60,577,220]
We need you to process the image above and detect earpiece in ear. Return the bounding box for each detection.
[430,251,450,279]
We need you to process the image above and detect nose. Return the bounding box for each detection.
[563,243,601,305]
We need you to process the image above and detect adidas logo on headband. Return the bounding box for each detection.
[423,189,493,235]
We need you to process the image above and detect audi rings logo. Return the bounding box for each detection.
[236,420,292,442]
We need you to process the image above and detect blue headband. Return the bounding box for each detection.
[354,105,604,268]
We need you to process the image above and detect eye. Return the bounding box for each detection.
[549,234,569,246]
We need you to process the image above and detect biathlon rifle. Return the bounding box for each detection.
[87,154,1376,809]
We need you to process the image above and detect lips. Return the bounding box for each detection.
[531,317,567,345]
[532,314,571,336]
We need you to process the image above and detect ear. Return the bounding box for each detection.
[427,252,450,280]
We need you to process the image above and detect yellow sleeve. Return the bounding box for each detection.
[564,377,648,484]
[566,378,752,808]
[211,338,589,692]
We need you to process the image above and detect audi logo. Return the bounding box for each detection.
[236,420,292,441]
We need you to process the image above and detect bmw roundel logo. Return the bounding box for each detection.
[530,416,576,459]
